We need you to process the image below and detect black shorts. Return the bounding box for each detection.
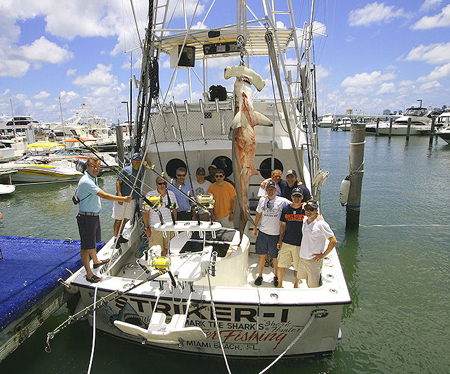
[77,214,101,250]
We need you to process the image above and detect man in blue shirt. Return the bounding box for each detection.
[77,157,132,283]
[112,152,148,248]
[167,167,193,220]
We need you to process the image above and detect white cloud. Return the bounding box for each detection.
[416,63,450,82]
[405,42,450,64]
[66,69,76,76]
[349,2,407,27]
[377,82,396,95]
[412,4,450,29]
[419,80,442,92]
[73,64,117,87]
[0,59,30,77]
[12,36,73,64]
[33,91,51,99]
[420,0,442,12]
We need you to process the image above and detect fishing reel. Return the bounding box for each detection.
[143,195,163,209]
[196,194,215,210]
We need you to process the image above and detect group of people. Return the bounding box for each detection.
[76,155,336,289]
[252,169,337,289]
[76,157,237,283]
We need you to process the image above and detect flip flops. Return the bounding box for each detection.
[86,274,102,283]
[93,259,110,269]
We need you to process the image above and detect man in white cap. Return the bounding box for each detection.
[252,181,290,287]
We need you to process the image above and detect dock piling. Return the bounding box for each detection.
[346,123,366,231]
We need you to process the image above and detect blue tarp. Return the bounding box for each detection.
[0,236,82,332]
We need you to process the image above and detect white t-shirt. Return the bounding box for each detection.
[192,179,212,214]
[256,196,291,235]
[300,218,335,260]
[144,190,178,227]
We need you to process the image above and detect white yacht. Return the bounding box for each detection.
[377,106,432,136]
[436,110,450,144]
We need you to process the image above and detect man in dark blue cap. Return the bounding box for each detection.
[112,152,150,248]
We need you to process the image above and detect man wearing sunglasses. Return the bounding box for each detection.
[167,167,192,221]
[252,181,291,287]
[207,169,237,228]
[143,176,178,256]
[299,200,337,288]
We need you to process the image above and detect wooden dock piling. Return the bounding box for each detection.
[346,123,366,231]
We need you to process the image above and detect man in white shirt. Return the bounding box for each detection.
[299,200,337,288]
[252,181,291,287]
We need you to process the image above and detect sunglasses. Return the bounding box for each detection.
[215,175,224,178]
[304,206,315,211]
[157,182,167,185]
[197,173,205,176]
[177,174,186,177]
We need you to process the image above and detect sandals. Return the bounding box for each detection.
[93,259,110,269]
[86,274,102,283]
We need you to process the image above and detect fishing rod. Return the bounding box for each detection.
[146,164,215,224]
[76,136,213,224]
[75,137,166,224]
[45,263,173,353]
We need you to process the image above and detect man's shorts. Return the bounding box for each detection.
[255,231,279,258]
[277,243,300,270]
[297,258,323,288]
[77,214,101,250]
[112,199,136,220]
[149,228,175,251]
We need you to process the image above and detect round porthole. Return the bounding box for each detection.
[211,155,233,177]
[166,158,187,178]
[259,158,283,179]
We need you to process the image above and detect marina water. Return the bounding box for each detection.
[1,130,449,373]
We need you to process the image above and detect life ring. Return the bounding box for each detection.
[339,176,350,206]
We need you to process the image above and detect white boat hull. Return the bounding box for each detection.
[0,163,82,183]
[69,222,350,357]
[377,124,431,136]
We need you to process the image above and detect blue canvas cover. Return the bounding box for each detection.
[0,236,82,332]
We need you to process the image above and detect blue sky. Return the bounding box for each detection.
[0,0,449,123]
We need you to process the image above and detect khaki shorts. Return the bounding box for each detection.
[149,228,174,251]
[112,199,136,220]
[216,215,234,229]
[277,243,300,270]
[297,258,323,288]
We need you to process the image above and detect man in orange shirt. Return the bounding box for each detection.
[207,169,236,229]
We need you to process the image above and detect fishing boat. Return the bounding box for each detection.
[53,0,351,361]
[435,110,450,144]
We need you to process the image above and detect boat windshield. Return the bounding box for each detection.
[404,108,428,117]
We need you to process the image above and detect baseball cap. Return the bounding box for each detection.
[132,152,143,160]
[304,200,318,209]
[196,167,205,174]
[286,169,297,177]
[292,187,303,197]
[266,181,277,189]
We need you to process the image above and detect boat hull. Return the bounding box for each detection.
[0,164,82,183]
[69,222,350,358]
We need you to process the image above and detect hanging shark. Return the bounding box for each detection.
[224,65,272,241]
